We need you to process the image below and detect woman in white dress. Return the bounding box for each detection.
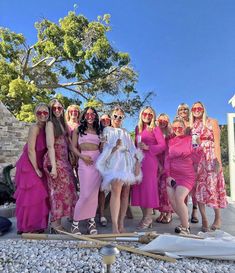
[96,106,143,233]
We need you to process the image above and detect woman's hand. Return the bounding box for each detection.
[138,142,149,151]
[50,167,57,179]
[112,139,122,153]
[35,169,42,178]
[81,155,94,166]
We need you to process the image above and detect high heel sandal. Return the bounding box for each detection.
[161,213,172,224]
[87,218,98,235]
[156,213,165,223]
[175,224,191,233]
[137,218,153,230]
[210,224,221,231]
[179,227,190,235]
[71,221,81,235]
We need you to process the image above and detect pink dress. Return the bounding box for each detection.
[43,135,78,222]
[14,128,49,232]
[165,135,202,191]
[158,137,173,213]
[131,126,166,208]
[73,133,101,221]
[192,120,227,208]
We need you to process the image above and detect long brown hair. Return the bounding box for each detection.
[48,99,66,137]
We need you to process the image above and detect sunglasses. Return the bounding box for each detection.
[85,113,96,119]
[36,111,49,116]
[69,110,79,114]
[191,107,204,112]
[142,112,153,119]
[101,118,111,123]
[158,120,168,126]
[113,114,124,121]
[173,126,184,133]
[52,106,63,112]
[178,108,189,112]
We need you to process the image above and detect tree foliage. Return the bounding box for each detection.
[0,11,152,121]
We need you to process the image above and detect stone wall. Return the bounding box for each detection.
[0,101,30,177]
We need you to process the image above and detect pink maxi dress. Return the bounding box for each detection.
[165,135,202,191]
[192,119,227,208]
[73,133,101,221]
[43,134,78,222]
[14,128,49,232]
[131,126,166,208]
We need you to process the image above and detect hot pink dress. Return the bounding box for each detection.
[192,119,227,208]
[43,134,78,222]
[14,127,49,232]
[73,133,101,221]
[165,135,202,191]
[131,126,166,208]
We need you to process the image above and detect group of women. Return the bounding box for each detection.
[14,99,227,236]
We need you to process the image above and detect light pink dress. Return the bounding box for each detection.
[165,135,202,191]
[73,133,101,221]
[192,119,227,208]
[14,128,49,232]
[43,134,78,222]
[131,126,166,208]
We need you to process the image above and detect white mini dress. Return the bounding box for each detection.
[96,127,143,191]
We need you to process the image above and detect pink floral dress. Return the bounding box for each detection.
[43,134,78,222]
[192,119,227,208]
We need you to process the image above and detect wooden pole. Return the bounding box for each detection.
[58,229,176,263]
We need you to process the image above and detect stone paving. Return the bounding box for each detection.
[1,200,235,239]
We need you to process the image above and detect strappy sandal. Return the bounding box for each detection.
[137,217,153,230]
[210,224,221,231]
[87,218,98,235]
[179,227,190,235]
[161,213,172,224]
[175,224,191,233]
[71,221,81,235]
[156,213,165,223]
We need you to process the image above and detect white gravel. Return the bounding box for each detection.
[0,239,234,273]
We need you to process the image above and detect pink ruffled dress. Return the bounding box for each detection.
[14,128,49,232]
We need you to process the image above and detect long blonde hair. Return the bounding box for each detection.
[65,104,80,122]
[138,106,156,133]
[189,101,207,127]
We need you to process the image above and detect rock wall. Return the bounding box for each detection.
[0,101,30,177]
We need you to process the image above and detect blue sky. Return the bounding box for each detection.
[1,0,235,128]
